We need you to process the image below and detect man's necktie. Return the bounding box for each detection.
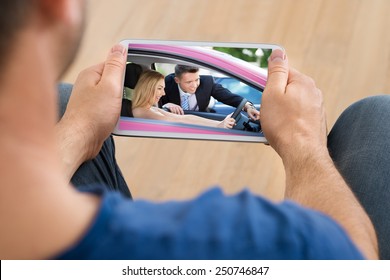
[182,94,190,110]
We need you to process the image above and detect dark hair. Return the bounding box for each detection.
[0,0,34,68]
[174,65,199,78]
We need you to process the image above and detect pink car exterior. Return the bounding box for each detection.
[127,43,267,89]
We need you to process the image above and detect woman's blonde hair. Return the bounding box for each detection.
[132,70,164,109]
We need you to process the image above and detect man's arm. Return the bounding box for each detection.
[260,49,378,259]
[55,46,127,182]
[56,115,92,182]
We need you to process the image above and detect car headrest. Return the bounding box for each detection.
[124,63,143,89]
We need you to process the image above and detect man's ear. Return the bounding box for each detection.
[174,76,180,84]
[38,0,82,25]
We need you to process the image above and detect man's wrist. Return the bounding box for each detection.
[56,114,100,181]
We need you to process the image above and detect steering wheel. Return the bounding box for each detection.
[231,98,248,122]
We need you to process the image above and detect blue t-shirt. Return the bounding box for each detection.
[56,187,364,259]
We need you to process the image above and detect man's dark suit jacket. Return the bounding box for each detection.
[159,74,244,112]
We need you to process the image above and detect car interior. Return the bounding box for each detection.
[120,61,261,133]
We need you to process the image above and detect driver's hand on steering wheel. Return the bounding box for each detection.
[218,113,235,129]
[245,102,260,121]
[163,103,184,115]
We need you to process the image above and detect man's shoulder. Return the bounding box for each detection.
[165,73,175,82]
[197,75,214,92]
[199,75,214,83]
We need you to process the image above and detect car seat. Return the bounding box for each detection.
[121,63,143,117]
[124,63,143,89]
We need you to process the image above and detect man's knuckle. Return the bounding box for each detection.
[269,65,288,76]
[106,58,124,69]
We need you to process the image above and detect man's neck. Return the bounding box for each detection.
[178,84,190,95]
[0,31,58,144]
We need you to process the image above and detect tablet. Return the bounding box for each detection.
[113,39,283,143]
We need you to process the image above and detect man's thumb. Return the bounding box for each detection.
[101,44,127,85]
[265,49,288,94]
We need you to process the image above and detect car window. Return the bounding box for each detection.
[154,63,221,76]
[214,77,262,105]
[154,63,175,76]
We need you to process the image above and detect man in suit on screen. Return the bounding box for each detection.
[159,65,260,120]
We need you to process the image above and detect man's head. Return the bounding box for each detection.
[174,65,200,94]
[0,0,86,79]
[0,1,34,70]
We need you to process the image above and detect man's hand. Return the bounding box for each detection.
[260,49,378,259]
[163,103,185,115]
[244,102,260,121]
[56,44,127,180]
[260,49,327,163]
[218,113,235,129]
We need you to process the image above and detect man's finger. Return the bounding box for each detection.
[265,49,289,95]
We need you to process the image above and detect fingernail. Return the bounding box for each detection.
[111,44,126,55]
[269,49,286,62]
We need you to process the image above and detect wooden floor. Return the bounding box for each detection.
[62,0,390,202]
